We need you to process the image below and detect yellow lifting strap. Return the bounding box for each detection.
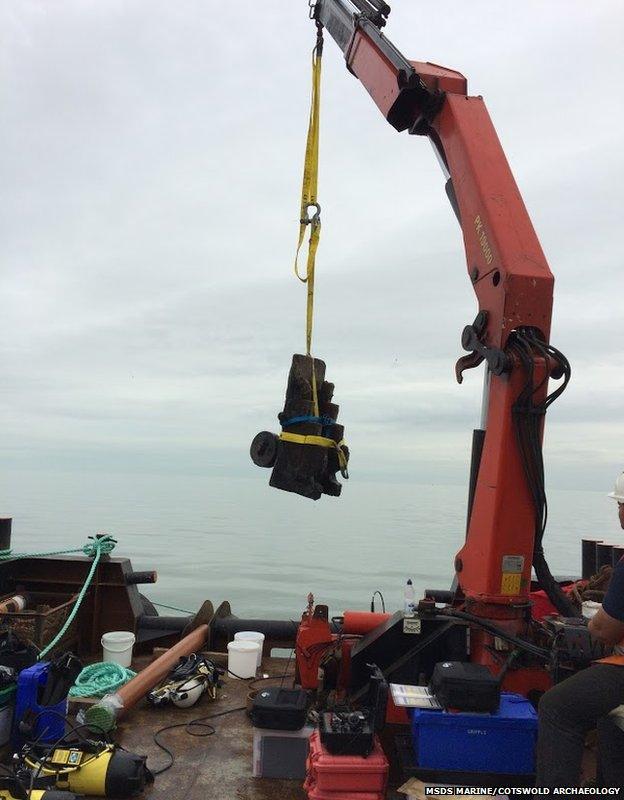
[280,431,349,478]
[294,27,323,417]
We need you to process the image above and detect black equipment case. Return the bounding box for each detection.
[430,661,500,713]
[250,687,309,730]
[319,664,388,757]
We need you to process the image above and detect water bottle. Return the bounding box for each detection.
[404,578,415,616]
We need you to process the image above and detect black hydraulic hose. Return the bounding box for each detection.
[533,549,575,616]
[441,608,550,660]
[508,330,576,618]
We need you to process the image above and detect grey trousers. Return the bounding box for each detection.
[536,663,624,788]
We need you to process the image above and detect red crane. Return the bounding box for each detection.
[308,0,575,693]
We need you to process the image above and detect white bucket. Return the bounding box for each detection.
[101,630,136,668]
[234,631,265,668]
[227,640,260,679]
[582,601,601,620]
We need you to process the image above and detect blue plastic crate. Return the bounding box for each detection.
[12,662,67,747]
[411,692,537,774]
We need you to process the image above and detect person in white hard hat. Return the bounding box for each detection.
[608,471,624,528]
[536,472,624,788]
[590,471,624,647]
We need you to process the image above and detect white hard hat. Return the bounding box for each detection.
[609,472,624,502]
[171,676,207,708]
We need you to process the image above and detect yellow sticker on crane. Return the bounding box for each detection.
[501,572,522,595]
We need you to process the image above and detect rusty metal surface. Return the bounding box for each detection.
[0,555,146,654]
[116,656,307,800]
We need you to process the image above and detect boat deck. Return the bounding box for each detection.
[114,655,309,800]
[71,653,596,799]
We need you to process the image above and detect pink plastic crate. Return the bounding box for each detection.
[306,730,388,794]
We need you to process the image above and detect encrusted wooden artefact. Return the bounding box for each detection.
[250,354,349,500]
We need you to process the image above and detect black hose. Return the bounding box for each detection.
[508,329,576,617]
[441,608,550,660]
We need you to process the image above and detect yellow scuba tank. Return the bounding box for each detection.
[0,791,81,799]
[25,746,151,798]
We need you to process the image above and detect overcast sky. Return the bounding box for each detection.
[1,0,623,491]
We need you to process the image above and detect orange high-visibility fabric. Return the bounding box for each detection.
[597,655,624,666]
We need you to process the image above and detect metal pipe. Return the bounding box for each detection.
[126,570,158,585]
[211,616,343,645]
[596,543,614,571]
[425,589,455,604]
[138,613,345,645]
[212,617,300,642]
[138,614,191,632]
[582,539,602,579]
[0,518,12,552]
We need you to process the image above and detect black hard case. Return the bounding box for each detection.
[250,687,309,730]
[430,661,500,713]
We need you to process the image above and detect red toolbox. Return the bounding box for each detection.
[306,784,384,800]
[306,730,388,794]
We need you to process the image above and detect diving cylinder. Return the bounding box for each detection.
[40,748,151,798]
[0,792,82,800]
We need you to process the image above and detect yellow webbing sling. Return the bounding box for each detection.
[281,25,348,479]
[280,431,348,474]
[294,28,323,417]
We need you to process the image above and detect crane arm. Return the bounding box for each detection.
[312,0,572,621]
[314,0,553,353]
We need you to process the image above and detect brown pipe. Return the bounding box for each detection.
[116,623,208,715]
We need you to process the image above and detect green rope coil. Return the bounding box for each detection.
[0,534,117,660]
[69,662,136,698]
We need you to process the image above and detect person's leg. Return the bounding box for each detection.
[596,714,624,788]
[536,664,624,788]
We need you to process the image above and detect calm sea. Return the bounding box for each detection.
[0,471,618,620]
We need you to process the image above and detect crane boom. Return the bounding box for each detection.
[311,0,573,646]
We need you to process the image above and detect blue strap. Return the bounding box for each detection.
[281,415,336,428]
